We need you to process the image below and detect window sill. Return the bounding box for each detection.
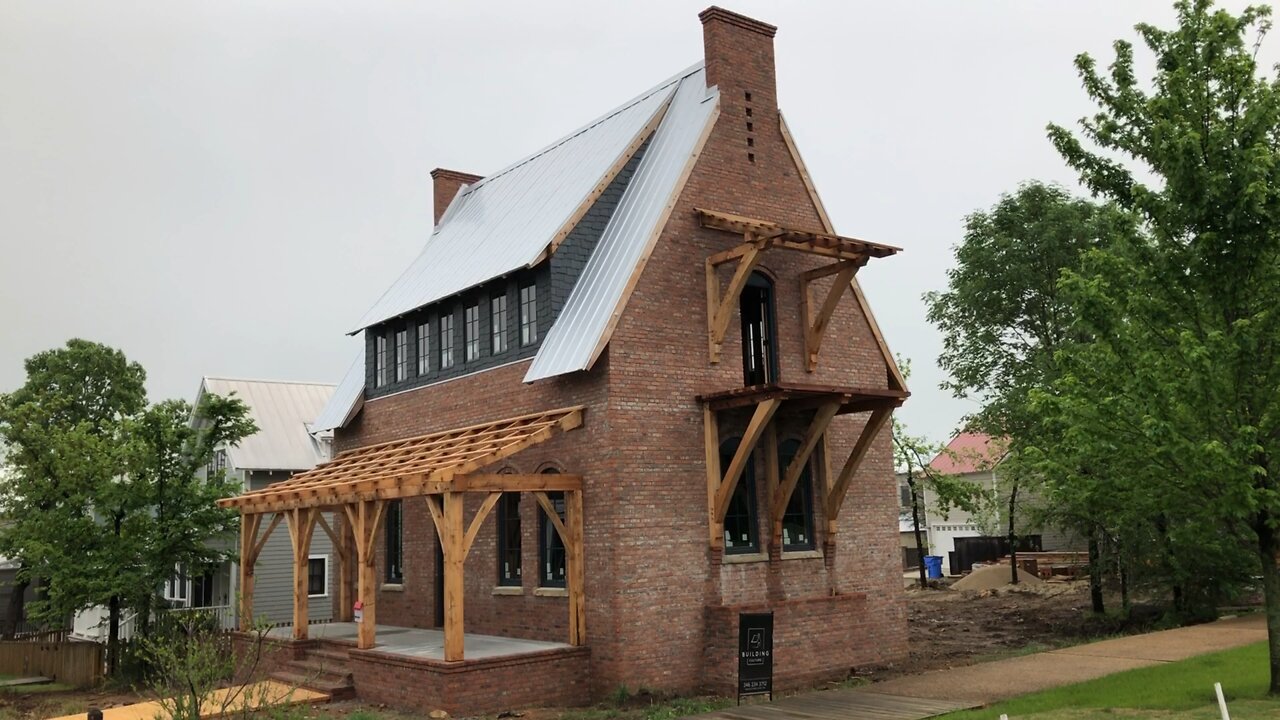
[492,586,524,596]
[781,549,823,560]
[534,587,568,597]
[307,594,328,599]
[381,584,405,593]
[722,552,768,564]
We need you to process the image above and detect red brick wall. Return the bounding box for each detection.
[349,646,591,715]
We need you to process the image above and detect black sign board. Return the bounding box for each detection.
[737,612,773,703]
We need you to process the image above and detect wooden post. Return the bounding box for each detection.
[238,513,260,632]
[286,508,318,640]
[704,406,723,549]
[345,500,385,650]
[337,513,353,622]
[442,492,466,661]
[566,489,586,645]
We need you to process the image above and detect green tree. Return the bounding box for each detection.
[0,340,255,674]
[1046,0,1280,692]
[925,181,1127,593]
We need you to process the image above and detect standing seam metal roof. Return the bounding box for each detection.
[350,68,689,333]
[199,377,335,471]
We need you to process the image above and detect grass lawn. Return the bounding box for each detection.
[939,641,1279,719]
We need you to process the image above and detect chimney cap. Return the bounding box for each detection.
[430,167,484,184]
[698,6,777,38]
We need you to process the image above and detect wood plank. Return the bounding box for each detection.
[826,407,893,535]
[714,399,781,522]
[704,406,723,549]
[286,508,318,640]
[771,402,839,545]
[238,513,260,631]
[460,473,583,492]
[250,513,283,562]
[566,489,586,645]
[532,492,569,543]
[353,500,381,650]
[442,491,466,661]
[803,261,860,372]
[708,240,764,363]
[462,492,501,558]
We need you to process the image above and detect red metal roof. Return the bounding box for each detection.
[929,432,1006,474]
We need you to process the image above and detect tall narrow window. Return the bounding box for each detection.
[385,500,403,584]
[491,294,508,354]
[497,493,521,586]
[720,438,759,554]
[778,439,816,551]
[465,303,481,361]
[740,272,778,386]
[375,334,388,387]
[538,470,566,587]
[394,329,409,382]
[417,322,430,376]
[519,283,538,346]
[307,556,328,597]
[439,313,455,369]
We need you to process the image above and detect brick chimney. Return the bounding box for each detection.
[430,168,483,225]
[699,7,778,166]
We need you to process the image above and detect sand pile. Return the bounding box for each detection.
[951,564,1044,592]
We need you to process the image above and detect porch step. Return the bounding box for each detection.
[271,648,355,701]
[269,670,355,701]
[305,646,352,664]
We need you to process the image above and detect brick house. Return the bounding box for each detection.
[222,7,909,713]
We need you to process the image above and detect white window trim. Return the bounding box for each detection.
[307,555,330,598]
[163,564,189,603]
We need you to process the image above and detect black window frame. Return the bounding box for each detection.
[307,556,328,597]
[519,283,538,347]
[385,499,404,584]
[537,471,566,587]
[497,493,522,586]
[778,438,817,552]
[740,272,779,386]
[720,437,760,554]
[416,322,430,376]
[465,302,481,361]
[491,293,508,354]
[375,334,389,387]
[394,328,410,382]
[439,312,455,369]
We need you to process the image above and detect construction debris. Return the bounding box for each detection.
[951,564,1044,592]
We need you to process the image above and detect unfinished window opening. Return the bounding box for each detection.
[439,313,455,369]
[497,493,521,586]
[740,272,778,386]
[374,334,388,387]
[491,293,508,354]
[720,437,759,554]
[385,499,404,584]
[416,323,430,376]
[778,438,817,551]
[465,302,481,361]
[395,329,409,382]
[538,469,566,588]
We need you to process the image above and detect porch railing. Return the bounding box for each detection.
[167,604,236,630]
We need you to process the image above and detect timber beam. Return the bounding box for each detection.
[826,406,894,536]
[533,491,586,646]
[801,259,866,372]
[770,401,840,547]
[708,399,781,547]
[285,507,320,640]
[343,499,386,650]
[237,511,282,632]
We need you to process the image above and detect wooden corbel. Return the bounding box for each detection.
[770,401,840,546]
[800,259,866,372]
[825,406,893,536]
[706,230,784,363]
[708,398,780,546]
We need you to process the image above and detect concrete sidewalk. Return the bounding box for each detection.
[861,613,1267,706]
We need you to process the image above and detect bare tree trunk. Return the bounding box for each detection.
[1118,544,1131,616]
[1256,515,1280,696]
[909,476,928,589]
[107,594,120,677]
[1007,481,1020,586]
[1088,533,1105,614]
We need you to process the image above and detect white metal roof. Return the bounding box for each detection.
[198,377,335,471]
[526,65,718,381]
[311,355,364,434]
[351,68,689,334]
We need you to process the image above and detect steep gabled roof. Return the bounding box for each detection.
[311,355,363,434]
[197,377,335,472]
[352,65,699,334]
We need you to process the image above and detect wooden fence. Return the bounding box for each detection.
[0,640,103,686]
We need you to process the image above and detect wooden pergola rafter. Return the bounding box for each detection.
[218,406,587,661]
[699,384,906,550]
[698,208,900,368]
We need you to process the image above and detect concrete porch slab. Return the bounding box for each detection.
[266,623,571,661]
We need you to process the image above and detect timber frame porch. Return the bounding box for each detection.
[219,407,587,662]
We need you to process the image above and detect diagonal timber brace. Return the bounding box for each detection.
[770,401,840,546]
[708,398,780,547]
[706,231,782,363]
[825,406,893,536]
[801,259,866,372]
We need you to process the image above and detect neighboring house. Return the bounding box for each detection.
[223,7,909,714]
[72,377,335,641]
[923,432,1078,575]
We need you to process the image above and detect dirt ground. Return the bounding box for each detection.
[0,684,144,720]
[862,579,1164,682]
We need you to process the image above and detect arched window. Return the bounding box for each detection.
[720,438,759,554]
[538,468,567,587]
[497,491,521,587]
[740,272,778,386]
[778,439,816,551]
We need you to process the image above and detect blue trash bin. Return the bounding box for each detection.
[923,555,943,579]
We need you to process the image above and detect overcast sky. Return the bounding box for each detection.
[1,1,1270,444]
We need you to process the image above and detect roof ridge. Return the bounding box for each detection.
[203,376,338,388]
